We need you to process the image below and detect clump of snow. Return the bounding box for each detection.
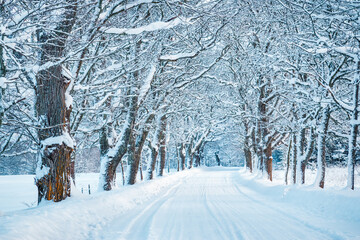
[0,77,6,88]
[138,65,156,103]
[104,18,191,35]
[159,51,198,61]
[62,66,74,109]
[41,131,75,149]
[35,165,49,179]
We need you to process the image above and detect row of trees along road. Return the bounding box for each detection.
[0,0,359,203]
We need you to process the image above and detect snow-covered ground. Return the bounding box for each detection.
[0,167,360,239]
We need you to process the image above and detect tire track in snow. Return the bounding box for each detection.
[98,174,188,240]
[230,172,344,239]
[92,168,351,240]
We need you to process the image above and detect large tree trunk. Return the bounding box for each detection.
[285,137,292,185]
[292,134,297,184]
[157,115,167,176]
[176,144,180,171]
[296,128,314,184]
[146,114,166,179]
[147,121,162,180]
[127,127,138,185]
[179,143,186,170]
[348,64,359,190]
[244,125,253,172]
[99,94,137,190]
[147,144,158,180]
[134,114,155,181]
[0,41,5,127]
[188,154,194,169]
[264,144,273,181]
[258,83,272,181]
[126,113,154,182]
[194,149,201,167]
[315,105,330,189]
[187,138,194,169]
[124,96,140,185]
[251,127,259,170]
[35,1,77,203]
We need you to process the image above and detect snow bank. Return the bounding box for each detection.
[0,169,197,240]
[239,168,360,237]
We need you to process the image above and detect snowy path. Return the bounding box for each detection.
[1,167,359,240]
[96,168,355,240]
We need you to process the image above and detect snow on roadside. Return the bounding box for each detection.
[238,168,360,235]
[0,169,198,240]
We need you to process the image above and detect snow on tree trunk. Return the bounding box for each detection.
[147,114,165,180]
[99,95,137,190]
[189,129,210,169]
[188,154,194,169]
[134,114,155,181]
[347,62,359,190]
[256,81,273,181]
[315,105,330,189]
[127,113,154,182]
[0,42,5,127]
[147,144,158,180]
[35,0,77,203]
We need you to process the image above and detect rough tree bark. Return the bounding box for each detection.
[0,39,5,127]
[99,94,137,190]
[315,105,331,189]
[256,79,273,181]
[127,125,138,185]
[194,149,201,167]
[285,137,292,185]
[296,128,315,184]
[292,134,297,184]
[135,114,156,181]
[187,138,194,169]
[215,152,221,166]
[179,143,186,170]
[157,115,167,176]
[258,85,273,181]
[347,61,359,190]
[126,113,154,182]
[147,143,158,180]
[121,94,139,186]
[243,124,252,172]
[147,113,166,179]
[176,144,180,171]
[35,0,77,203]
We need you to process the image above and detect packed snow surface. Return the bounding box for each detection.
[1,167,360,240]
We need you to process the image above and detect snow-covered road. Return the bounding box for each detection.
[1,167,359,240]
[97,168,357,240]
